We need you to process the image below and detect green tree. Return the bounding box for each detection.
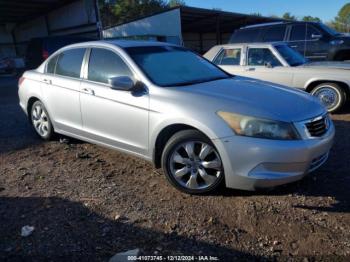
[99,0,187,28]
[282,12,296,21]
[168,0,186,7]
[99,0,168,27]
[332,3,350,32]
[250,12,262,17]
[302,16,321,22]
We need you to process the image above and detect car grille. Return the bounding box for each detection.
[305,116,328,137]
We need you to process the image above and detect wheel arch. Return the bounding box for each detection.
[305,80,350,97]
[27,97,40,122]
[26,97,55,130]
[152,123,211,168]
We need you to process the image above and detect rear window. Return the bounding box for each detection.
[262,26,286,42]
[290,24,306,41]
[230,28,260,43]
[46,55,59,74]
[55,48,85,78]
[214,48,241,66]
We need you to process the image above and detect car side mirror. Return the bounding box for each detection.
[311,33,322,39]
[108,76,135,91]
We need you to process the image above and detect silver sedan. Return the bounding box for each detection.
[18,40,334,194]
[204,43,350,112]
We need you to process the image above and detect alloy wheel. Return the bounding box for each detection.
[32,103,50,137]
[169,141,222,190]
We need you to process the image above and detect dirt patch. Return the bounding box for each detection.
[0,79,350,261]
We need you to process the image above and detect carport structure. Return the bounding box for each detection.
[103,6,282,54]
[0,0,100,58]
[181,7,282,53]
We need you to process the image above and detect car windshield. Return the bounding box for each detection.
[125,46,230,87]
[275,45,307,66]
[318,23,341,36]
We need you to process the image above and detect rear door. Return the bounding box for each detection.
[288,24,307,56]
[42,48,85,133]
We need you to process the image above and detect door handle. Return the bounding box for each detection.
[290,45,298,48]
[43,78,52,85]
[245,67,255,71]
[81,88,95,95]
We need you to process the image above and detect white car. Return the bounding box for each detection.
[204,43,350,112]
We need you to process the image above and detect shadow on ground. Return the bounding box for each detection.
[0,196,258,261]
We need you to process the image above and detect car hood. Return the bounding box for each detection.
[176,77,326,122]
[301,61,350,70]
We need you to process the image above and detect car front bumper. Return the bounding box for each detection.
[212,122,335,191]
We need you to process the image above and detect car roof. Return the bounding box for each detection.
[60,39,177,50]
[216,42,287,48]
[240,21,319,30]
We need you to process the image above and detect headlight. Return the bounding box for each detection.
[330,40,344,45]
[217,111,299,140]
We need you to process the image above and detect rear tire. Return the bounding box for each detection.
[310,83,346,113]
[30,100,54,140]
[161,130,224,194]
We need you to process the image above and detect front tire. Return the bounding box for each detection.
[311,83,346,113]
[161,130,224,194]
[30,100,54,140]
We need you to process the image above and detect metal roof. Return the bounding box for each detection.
[179,6,283,33]
[103,6,283,33]
[0,0,76,24]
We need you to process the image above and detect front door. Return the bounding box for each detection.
[80,48,149,156]
[241,47,293,86]
[305,24,329,61]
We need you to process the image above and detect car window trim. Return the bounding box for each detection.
[82,46,137,87]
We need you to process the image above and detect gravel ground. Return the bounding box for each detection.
[0,76,350,261]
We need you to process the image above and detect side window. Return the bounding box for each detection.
[231,29,260,43]
[306,25,322,40]
[55,48,85,78]
[290,24,306,41]
[214,48,241,66]
[88,48,132,84]
[262,26,286,42]
[46,55,58,74]
[247,48,282,67]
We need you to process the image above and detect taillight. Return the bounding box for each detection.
[18,76,25,88]
[42,50,49,60]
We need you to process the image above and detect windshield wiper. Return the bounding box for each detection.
[166,76,230,87]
